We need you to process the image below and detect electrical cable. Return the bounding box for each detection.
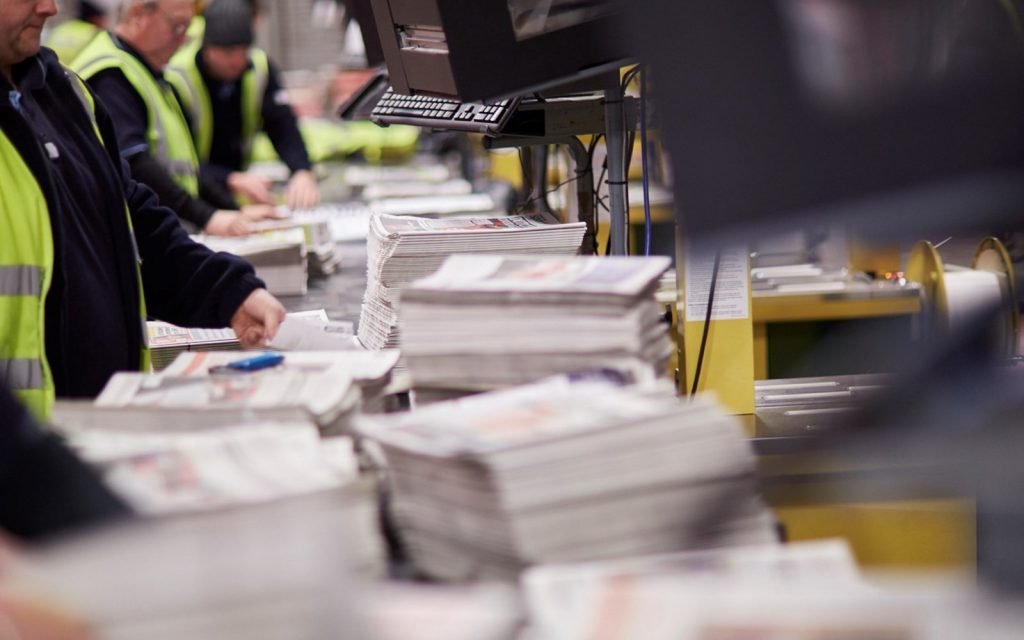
[639,66,652,256]
[621,65,642,91]
[689,251,722,397]
[512,173,584,215]
[517,147,533,209]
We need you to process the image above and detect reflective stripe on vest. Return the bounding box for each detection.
[0,69,153,418]
[72,32,200,195]
[0,358,44,391]
[0,265,42,296]
[0,126,56,419]
[167,47,269,170]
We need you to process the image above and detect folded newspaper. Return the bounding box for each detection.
[95,367,361,436]
[398,254,673,393]
[162,350,400,414]
[3,495,374,639]
[198,228,309,296]
[521,539,862,640]
[147,322,239,371]
[358,212,586,351]
[369,193,498,217]
[146,309,333,371]
[360,583,522,640]
[49,401,385,573]
[356,374,775,580]
[362,178,472,201]
[249,208,340,275]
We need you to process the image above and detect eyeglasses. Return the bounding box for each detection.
[148,4,191,38]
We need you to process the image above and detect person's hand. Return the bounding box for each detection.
[204,210,252,236]
[240,204,285,221]
[231,288,287,348]
[0,588,94,640]
[285,170,320,210]
[227,171,274,205]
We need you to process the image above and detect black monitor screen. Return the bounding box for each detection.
[623,0,1024,245]
[508,0,616,40]
[368,0,629,100]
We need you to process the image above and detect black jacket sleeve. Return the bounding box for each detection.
[129,152,217,231]
[198,162,240,210]
[0,386,132,541]
[92,85,266,328]
[261,59,313,175]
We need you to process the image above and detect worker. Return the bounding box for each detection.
[71,0,275,236]
[0,384,131,541]
[0,0,287,419]
[44,0,113,63]
[167,0,320,211]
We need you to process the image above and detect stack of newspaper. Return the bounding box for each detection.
[358,213,586,351]
[356,375,776,580]
[362,178,472,201]
[521,540,866,640]
[343,163,452,194]
[360,583,522,640]
[398,254,673,393]
[147,321,239,371]
[162,350,401,414]
[199,228,309,296]
[3,493,373,639]
[95,366,361,436]
[146,310,337,371]
[251,209,340,276]
[369,193,498,217]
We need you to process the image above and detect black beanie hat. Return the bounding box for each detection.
[202,0,255,47]
[79,0,104,21]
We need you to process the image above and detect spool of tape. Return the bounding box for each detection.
[906,238,1018,355]
[973,236,1020,355]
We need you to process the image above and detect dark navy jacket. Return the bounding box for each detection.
[0,48,264,399]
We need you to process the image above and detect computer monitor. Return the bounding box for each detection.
[367,0,630,101]
[338,0,386,67]
[624,1,1024,245]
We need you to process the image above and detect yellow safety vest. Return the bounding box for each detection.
[167,47,269,170]
[0,70,150,419]
[72,32,200,196]
[45,19,101,64]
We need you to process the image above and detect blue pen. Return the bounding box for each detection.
[210,352,284,374]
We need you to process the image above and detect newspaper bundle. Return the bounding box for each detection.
[48,404,386,577]
[398,254,673,394]
[198,228,309,296]
[147,322,238,371]
[369,193,499,218]
[250,201,374,243]
[518,536,984,640]
[162,349,400,413]
[95,366,361,436]
[3,494,374,639]
[360,583,522,640]
[250,208,341,275]
[358,213,586,350]
[342,163,452,192]
[146,310,335,372]
[356,375,776,581]
[362,177,473,201]
[521,540,862,640]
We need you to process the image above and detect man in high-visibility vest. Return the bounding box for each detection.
[167,0,320,210]
[44,0,113,63]
[72,0,277,236]
[1,0,286,419]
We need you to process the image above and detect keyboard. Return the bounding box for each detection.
[371,88,519,134]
